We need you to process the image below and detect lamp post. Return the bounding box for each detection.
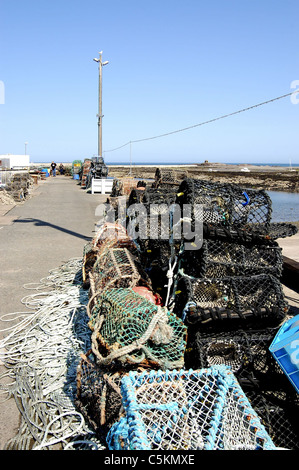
[93,51,109,159]
[25,142,28,155]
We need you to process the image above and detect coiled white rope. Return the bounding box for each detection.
[0,258,105,450]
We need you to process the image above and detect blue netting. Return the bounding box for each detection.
[107,366,276,450]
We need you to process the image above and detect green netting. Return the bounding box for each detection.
[88,288,187,370]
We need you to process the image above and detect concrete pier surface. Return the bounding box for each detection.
[0,175,298,450]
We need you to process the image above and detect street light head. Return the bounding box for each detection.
[102,61,109,66]
[93,58,100,62]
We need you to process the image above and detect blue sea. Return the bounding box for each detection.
[267,191,299,223]
[106,162,299,167]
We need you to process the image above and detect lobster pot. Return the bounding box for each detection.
[176,178,272,229]
[202,221,298,244]
[81,159,92,188]
[137,239,175,304]
[90,247,149,295]
[142,187,177,206]
[154,167,188,189]
[187,326,284,380]
[76,350,125,432]
[92,222,130,249]
[173,273,288,329]
[82,242,98,288]
[106,366,276,450]
[88,288,187,371]
[111,178,144,197]
[82,222,137,288]
[127,193,179,301]
[181,238,283,279]
[244,382,299,450]
[127,187,147,206]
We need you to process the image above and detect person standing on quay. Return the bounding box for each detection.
[51,161,57,177]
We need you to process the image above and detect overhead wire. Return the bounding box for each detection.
[104,89,299,153]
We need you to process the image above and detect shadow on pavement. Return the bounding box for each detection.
[14,217,92,242]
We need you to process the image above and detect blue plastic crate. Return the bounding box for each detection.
[107,366,276,450]
[269,314,299,393]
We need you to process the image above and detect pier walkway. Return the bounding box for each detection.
[0,176,107,449]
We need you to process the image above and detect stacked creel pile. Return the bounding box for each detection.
[117,172,299,449]
[77,220,187,437]
[3,172,33,201]
[171,178,299,450]
[80,159,92,189]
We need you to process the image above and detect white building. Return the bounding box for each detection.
[0,154,30,169]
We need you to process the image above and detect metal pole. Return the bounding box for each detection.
[98,52,102,158]
[94,52,108,159]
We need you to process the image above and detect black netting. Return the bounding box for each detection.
[153,167,188,189]
[244,387,299,450]
[75,350,125,435]
[173,273,288,329]
[202,221,298,244]
[184,325,299,450]
[180,239,283,278]
[176,178,272,229]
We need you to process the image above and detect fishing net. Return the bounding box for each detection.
[88,288,187,371]
[89,247,150,297]
[110,178,145,197]
[202,221,298,244]
[81,159,92,189]
[180,238,283,278]
[153,167,188,189]
[82,222,137,287]
[185,326,299,450]
[106,366,276,450]
[176,178,272,229]
[173,273,288,329]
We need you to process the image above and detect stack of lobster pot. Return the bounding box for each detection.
[76,219,187,437]
[127,185,180,303]
[170,177,299,450]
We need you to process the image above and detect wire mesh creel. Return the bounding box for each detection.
[185,325,299,449]
[176,178,272,229]
[153,167,188,189]
[76,350,125,432]
[173,273,288,329]
[180,238,284,279]
[88,288,187,371]
[90,247,146,294]
[202,221,298,244]
[106,366,276,450]
[82,222,138,287]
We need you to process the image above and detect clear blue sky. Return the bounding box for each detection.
[1,0,298,164]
